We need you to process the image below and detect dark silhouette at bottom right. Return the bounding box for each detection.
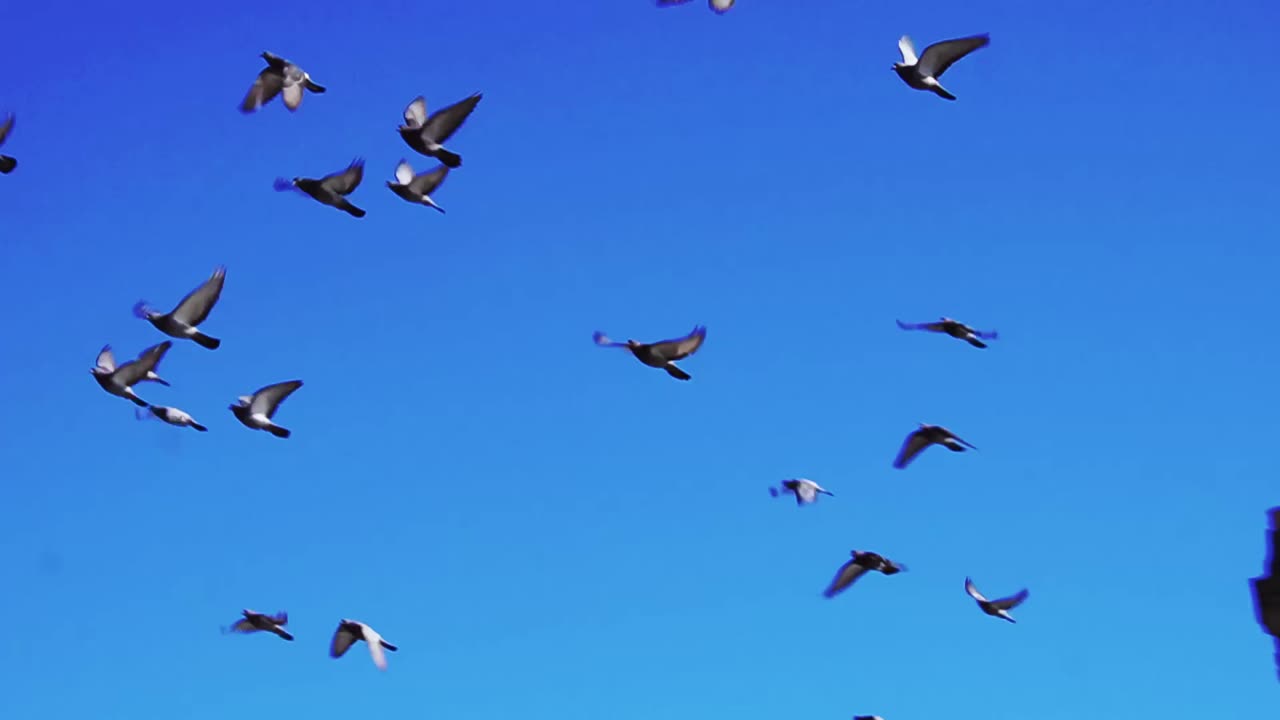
[1251,507,1280,681]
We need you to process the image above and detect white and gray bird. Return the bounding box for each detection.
[229,380,302,439]
[138,405,208,432]
[90,342,172,407]
[241,51,326,113]
[398,94,483,169]
[330,619,398,671]
[0,112,16,174]
[892,424,976,469]
[656,0,735,13]
[893,33,990,101]
[965,577,1029,623]
[387,160,449,212]
[275,159,367,218]
[768,478,834,505]
[593,325,707,381]
[896,317,997,349]
[134,266,226,349]
[225,609,293,641]
[823,550,907,599]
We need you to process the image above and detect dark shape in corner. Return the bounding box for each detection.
[1251,507,1280,680]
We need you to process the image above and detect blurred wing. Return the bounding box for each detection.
[250,380,303,418]
[229,618,257,634]
[241,70,283,113]
[172,266,226,325]
[403,96,427,128]
[363,629,388,670]
[593,331,625,348]
[321,159,364,196]
[0,113,12,145]
[991,589,1029,610]
[96,345,116,372]
[115,341,171,385]
[892,429,930,469]
[422,93,482,143]
[897,35,918,65]
[945,430,978,450]
[895,319,925,331]
[823,561,868,598]
[394,160,415,186]
[648,325,706,361]
[330,625,357,658]
[917,34,990,78]
[409,165,449,195]
[795,482,817,504]
[964,577,988,603]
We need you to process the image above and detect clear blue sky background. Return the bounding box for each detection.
[0,1,1276,717]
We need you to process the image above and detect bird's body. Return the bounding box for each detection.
[241,51,326,113]
[134,266,226,349]
[0,113,16,174]
[893,424,976,469]
[593,325,706,380]
[656,0,735,13]
[387,160,449,212]
[230,380,303,438]
[143,405,207,432]
[90,342,172,407]
[398,94,482,169]
[227,609,294,640]
[896,317,997,349]
[769,478,834,505]
[823,550,906,598]
[965,577,1029,623]
[331,619,398,670]
[278,159,366,217]
[893,33,990,101]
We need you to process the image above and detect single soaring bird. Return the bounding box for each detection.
[593,325,706,381]
[229,380,303,438]
[330,619,398,670]
[225,609,294,641]
[965,577,1029,623]
[387,160,449,212]
[398,93,482,169]
[823,550,907,598]
[90,342,172,407]
[893,424,976,469]
[896,317,997,349]
[275,159,366,218]
[134,266,226,349]
[241,51,326,113]
[768,478,834,506]
[139,405,208,432]
[893,33,990,101]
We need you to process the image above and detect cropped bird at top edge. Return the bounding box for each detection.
[0,113,16,174]
[134,266,226,349]
[893,33,990,100]
[769,478,833,505]
[893,424,976,469]
[240,51,326,113]
[656,0,735,13]
[387,160,449,212]
[593,325,706,380]
[823,550,907,599]
[398,93,482,169]
[276,159,366,218]
[331,619,398,671]
[225,610,293,641]
[138,405,208,432]
[896,317,997,349]
[965,577,1029,623]
[230,380,303,438]
[90,342,172,408]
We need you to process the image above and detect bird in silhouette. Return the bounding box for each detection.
[276,159,366,217]
[0,113,16,174]
[229,380,302,438]
[331,619,398,670]
[225,610,293,641]
[896,317,997,349]
[139,405,208,432]
[90,342,172,407]
[853,716,885,720]
[1251,508,1280,678]
[893,424,976,469]
[656,0,735,13]
[593,325,706,380]
[398,93,482,169]
[134,266,226,349]
[768,478,833,505]
[893,33,990,100]
[387,160,449,212]
[965,577,1029,623]
[241,51,326,113]
[824,551,906,598]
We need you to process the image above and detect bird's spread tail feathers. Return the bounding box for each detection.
[132,301,153,320]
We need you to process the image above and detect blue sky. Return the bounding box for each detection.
[0,0,1277,717]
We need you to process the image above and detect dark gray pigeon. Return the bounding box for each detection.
[893,33,990,100]
[241,51,326,113]
[230,380,302,438]
[331,619,398,671]
[768,478,833,506]
[0,113,15,174]
[965,577,1029,623]
[225,609,293,641]
[398,94,482,169]
[387,160,449,212]
[823,550,907,599]
[138,405,208,432]
[893,424,976,469]
[593,325,706,380]
[896,317,997,349]
[90,342,172,407]
[134,266,226,349]
[656,0,735,12]
[275,159,366,218]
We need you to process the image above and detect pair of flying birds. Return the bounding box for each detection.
[822,553,1030,622]
[226,611,399,671]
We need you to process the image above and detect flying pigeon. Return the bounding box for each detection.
[275,159,366,218]
[387,160,449,212]
[240,51,326,113]
[965,577,1029,623]
[134,266,226,349]
[893,424,976,469]
[656,0,735,12]
[138,405,208,432]
[853,716,885,720]
[90,342,173,407]
[824,550,907,598]
[229,380,302,438]
[896,317,997,349]
[398,93,482,169]
[331,619,398,671]
[768,478,833,505]
[225,609,293,641]
[0,113,16,174]
[893,33,990,101]
[592,325,706,381]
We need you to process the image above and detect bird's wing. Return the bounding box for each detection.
[282,82,303,111]
[795,482,817,503]
[943,429,978,450]
[96,345,116,372]
[228,618,257,633]
[115,341,172,385]
[330,624,358,658]
[592,331,626,348]
[403,96,427,128]
[408,165,449,195]
[241,69,284,113]
[897,35,918,65]
[250,380,303,418]
[422,93,483,143]
[895,319,925,331]
[0,113,12,145]
[647,325,706,361]
[362,626,388,670]
[823,560,868,597]
[964,577,988,603]
[991,589,1029,610]
[892,429,931,469]
[321,159,364,196]
[171,266,226,326]
[393,160,415,186]
[917,34,990,79]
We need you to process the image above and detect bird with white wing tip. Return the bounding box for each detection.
[965,577,1029,623]
[0,112,16,174]
[896,317,997,349]
[90,341,173,407]
[823,550,907,599]
[331,619,398,671]
[387,160,450,212]
[657,0,735,13]
[593,325,706,381]
[224,609,294,641]
[893,33,990,101]
[240,51,326,113]
[138,405,207,432]
[275,159,367,218]
[229,380,302,438]
[892,424,976,469]
[134,266,226,349]
[399,93,483,169]
[768,478,834,506]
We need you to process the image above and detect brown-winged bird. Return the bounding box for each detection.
[893,424,976,469]
[225,610,293,641]
[823,550,907,599]
[399,94,482,169]
[893,34,990,101]
[241,51,326,113]
[275,159,366,218]
[134,266,226,349]
[0,113,16,174]
[896,317,997,349]
[593,325,706,380]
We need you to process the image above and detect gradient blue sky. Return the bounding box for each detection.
[1,1,1277,718]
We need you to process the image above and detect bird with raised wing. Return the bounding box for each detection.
[965,577,1029,623]
[656,0,735,13]
[893,33,990,101]
[593,325,706,381]
[892,424,976,469]
[134,266,226,349]
[139,405,208,432]
[229,380,302,438]
[398,93,482,169]
[0,113,16,174]
[225,609,293,641]
[387,160,449,212]
[240,51,326,113]
[331,619,398,671]
[768,478,833,506]
[276,159,366,218]
[90,342,173,407]
[896,317,997,349]
[823,550,907,599]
